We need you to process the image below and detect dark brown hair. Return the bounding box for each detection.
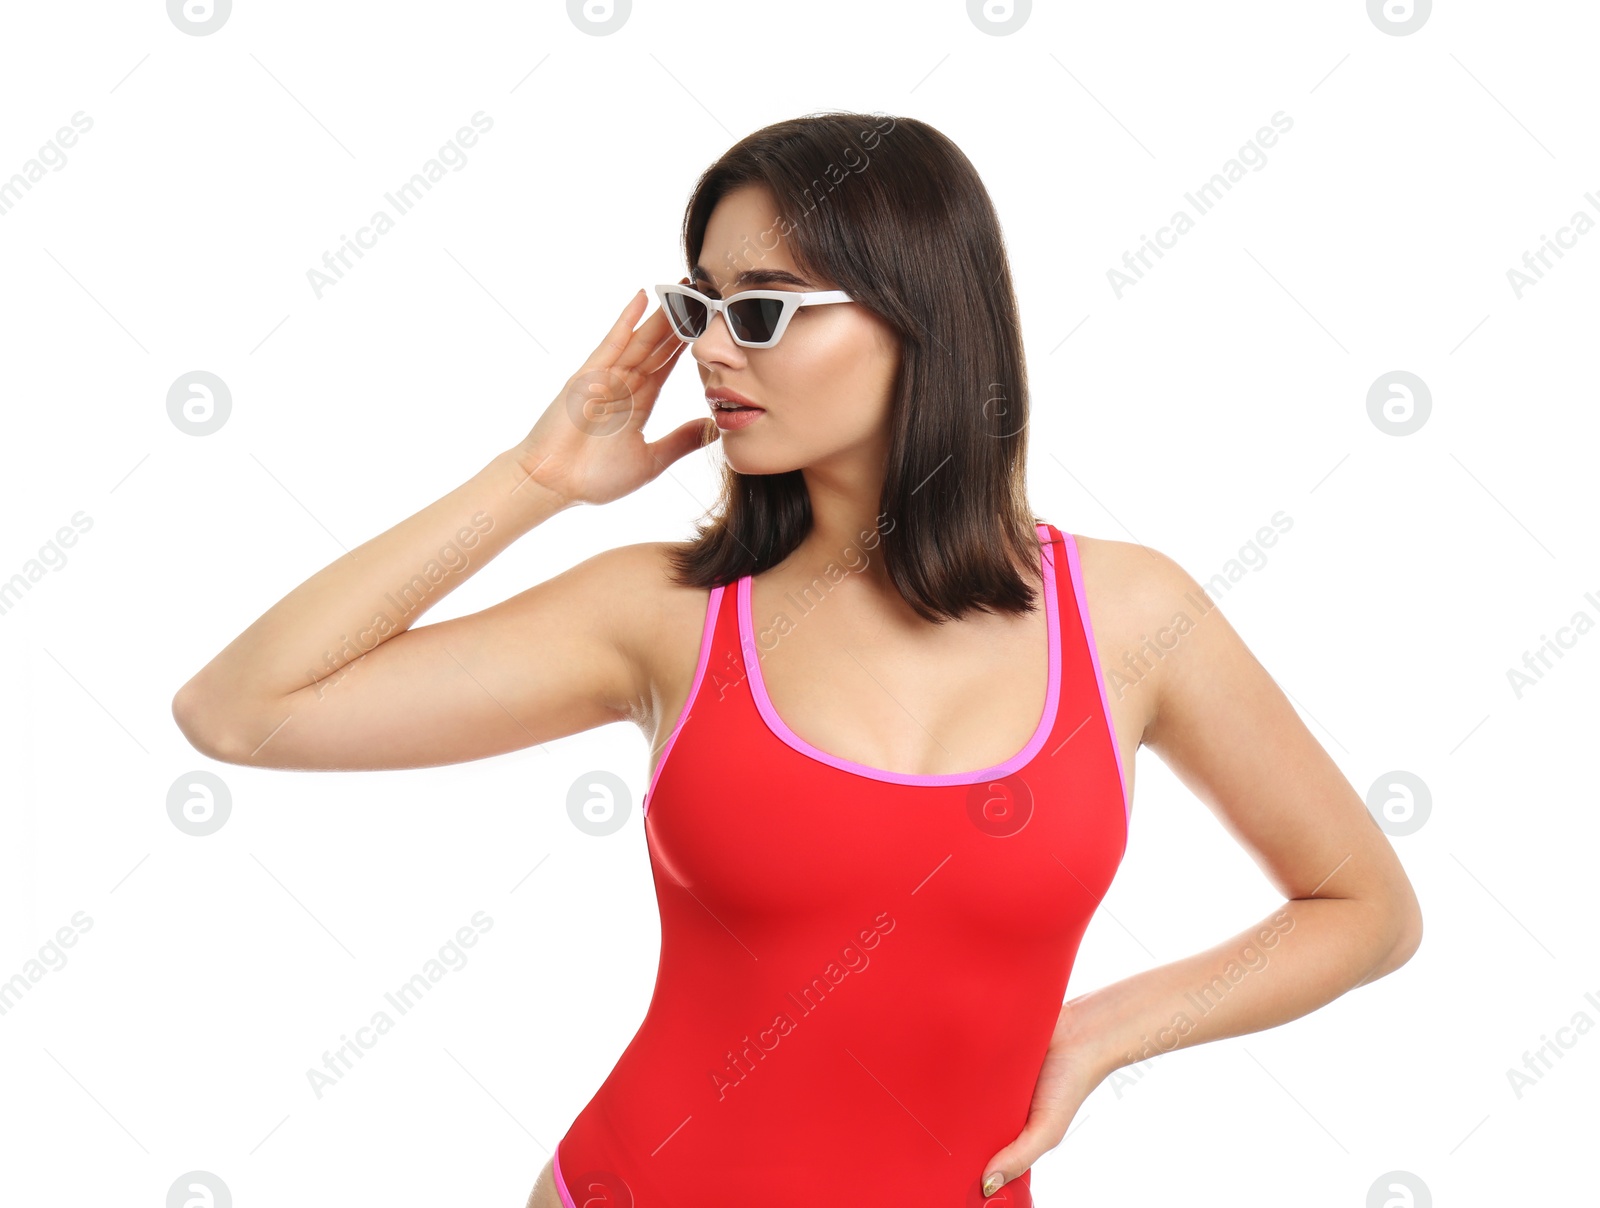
[666,111,1046,623]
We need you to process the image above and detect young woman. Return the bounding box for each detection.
[173,113,1422,1207]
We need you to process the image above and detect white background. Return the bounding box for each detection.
[1,1,1595,1204]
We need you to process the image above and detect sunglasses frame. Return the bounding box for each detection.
[654,282,854,349]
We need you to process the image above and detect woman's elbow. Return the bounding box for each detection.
[171,679,248,764]
[1360,894,1423,985]
[1389,896,1424,967]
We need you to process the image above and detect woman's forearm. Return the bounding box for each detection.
[1063,896,1412,1082]
[175,448,565,723]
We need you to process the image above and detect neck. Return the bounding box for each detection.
[790,458,893,589]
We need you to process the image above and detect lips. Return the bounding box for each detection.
[706,387,762,412]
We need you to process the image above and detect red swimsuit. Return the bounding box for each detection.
[554,522,1129,1206]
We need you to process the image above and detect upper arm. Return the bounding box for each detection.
[1130,546,1422,949]
[183,542,669,771]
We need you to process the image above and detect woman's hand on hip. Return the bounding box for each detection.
[979,1005,1111,1197]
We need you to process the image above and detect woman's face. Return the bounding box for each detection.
[686,184,901,477]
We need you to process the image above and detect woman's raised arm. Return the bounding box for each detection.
[171,289,712,771]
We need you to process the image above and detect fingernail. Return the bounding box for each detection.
[982,1171,1005,1196]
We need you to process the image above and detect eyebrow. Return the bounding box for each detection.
[689,265,814,292]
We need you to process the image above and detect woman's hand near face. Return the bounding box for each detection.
[511,288,713,508]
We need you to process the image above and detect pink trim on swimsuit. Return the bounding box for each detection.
[553,1138,575,1207]
[557,520,1129,1202]
[1063,531,1131,827]
[736,522,1062,785]
[641,582,725,818]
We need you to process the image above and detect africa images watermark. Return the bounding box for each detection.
[1505,986,1600,1100]
[1505,191,1600,300]
[707,910,897,1101]
[305,110,494,299]
[305,910,493,1099]
[1503,587,1600,699]
[699,114,897,286]
[719,509,898,701]
[0,912,94,1018]
[0,111,93,219]
[1109,906,1296,1096]
[304,508,497,701]
[1107,110,1294,299]
[1107,510,1294,700]
[0,511,94,619]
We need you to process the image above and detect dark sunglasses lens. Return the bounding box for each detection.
[664,292,707,338]
[727,297,786,344]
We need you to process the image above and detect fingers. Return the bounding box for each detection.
[619,299,679,373]
[640,326,689,378]
[645,416,720,473]
[582,289,650,371]
[596,290,689,378]
[980,1124,1055,1197]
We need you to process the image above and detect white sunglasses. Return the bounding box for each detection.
[655,281,854,349]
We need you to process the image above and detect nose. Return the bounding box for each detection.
[689,294,744,364]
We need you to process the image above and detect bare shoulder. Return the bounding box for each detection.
[1068,532,1206,637]
[577,537,715,730]
[1065,533,1215,735]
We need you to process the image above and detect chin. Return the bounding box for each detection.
[722,444,808,477]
